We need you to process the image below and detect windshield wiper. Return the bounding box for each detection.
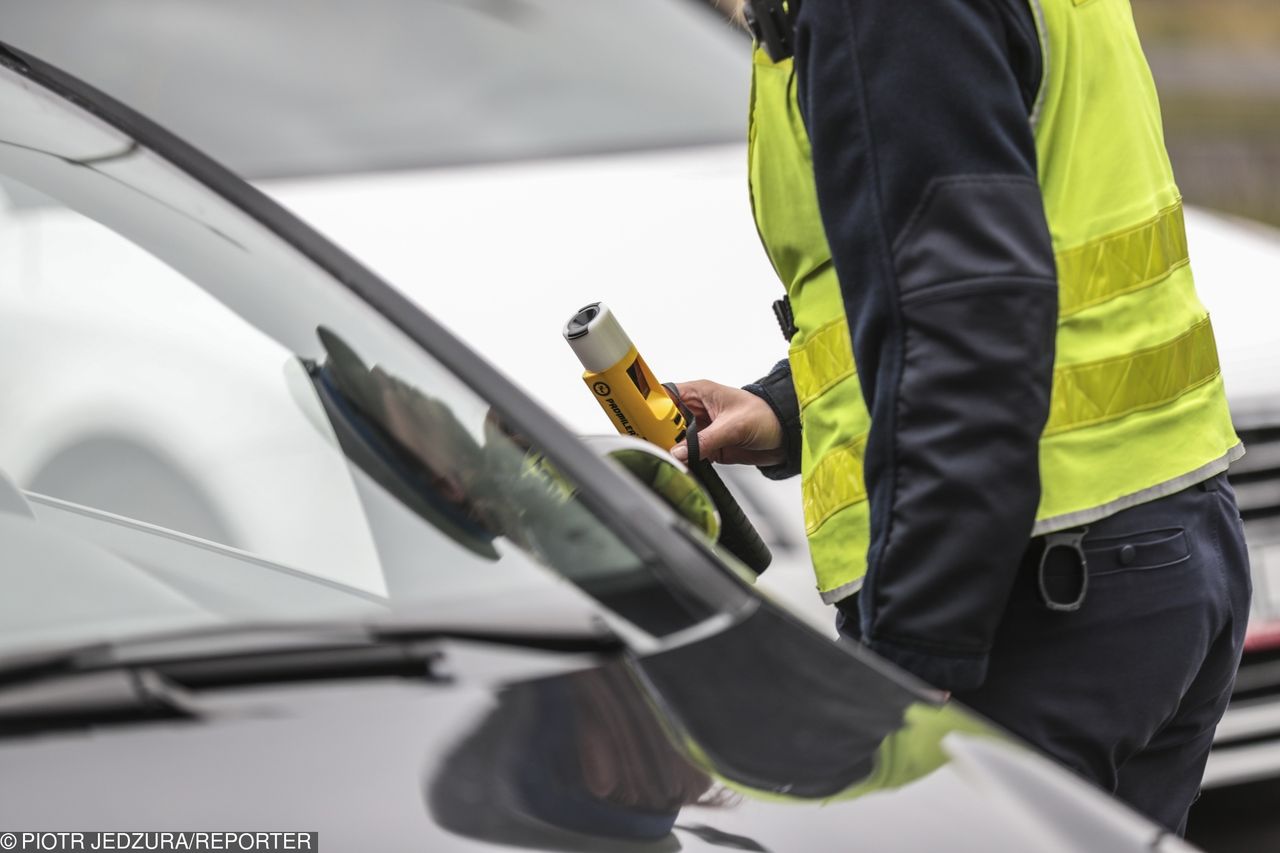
[0,667,201,735]
[0,620,625,736]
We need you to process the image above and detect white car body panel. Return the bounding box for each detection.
[1183,208,1280,423]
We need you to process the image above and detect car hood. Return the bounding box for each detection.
[0,604,1171,853]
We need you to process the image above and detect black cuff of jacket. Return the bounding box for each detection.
[863,634,990,693]
[743,359,802,481]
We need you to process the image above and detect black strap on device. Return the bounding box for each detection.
[744,0,797,63]
[663,383,773,575]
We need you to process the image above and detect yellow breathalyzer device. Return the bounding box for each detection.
[562,303,687,449]
[563,302,772,574]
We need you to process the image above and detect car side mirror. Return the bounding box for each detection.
[581,435,721,542]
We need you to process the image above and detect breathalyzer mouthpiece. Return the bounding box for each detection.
[562,302,635,373]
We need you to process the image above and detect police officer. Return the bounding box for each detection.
[672,0,1251,834]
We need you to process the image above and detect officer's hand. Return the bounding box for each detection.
[669,380,786,467]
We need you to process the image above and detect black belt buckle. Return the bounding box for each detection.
[1037,528,1089,612]
[744,0,796,63]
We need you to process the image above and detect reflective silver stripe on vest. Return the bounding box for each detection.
[819,575,864,606]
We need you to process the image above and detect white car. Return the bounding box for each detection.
[3,0,1279,785]
[1185,211,1280,788]
[12,39,1204,852]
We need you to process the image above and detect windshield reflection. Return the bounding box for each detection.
[427,605,1006,849]
[309,326,504,558]
[429,662,725,849]
[307,323,641,569]
[304,327,711,635]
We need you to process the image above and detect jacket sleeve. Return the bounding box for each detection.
[792,0,1057,691]
[744,359,803,481]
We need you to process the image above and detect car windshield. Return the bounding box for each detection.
[0,0,748,179]
[0,47,723,661]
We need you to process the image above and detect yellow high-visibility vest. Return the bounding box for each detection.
[747,0,1241,604]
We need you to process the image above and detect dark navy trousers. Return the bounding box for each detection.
[840,473,1252,834]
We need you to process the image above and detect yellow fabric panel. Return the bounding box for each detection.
[1037,376,1239,526]
[1046,316,1220,436]
[1056,201,1189,319]
[788,308,1221,442]
[750,44,874,599]
[747,52,829,290]
[802,435,869,536]
[806,497,871,597]
[794,328,872,597]
[790,316,857,409]
[1032,0,1179,247]
[1053,262,1204,366]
